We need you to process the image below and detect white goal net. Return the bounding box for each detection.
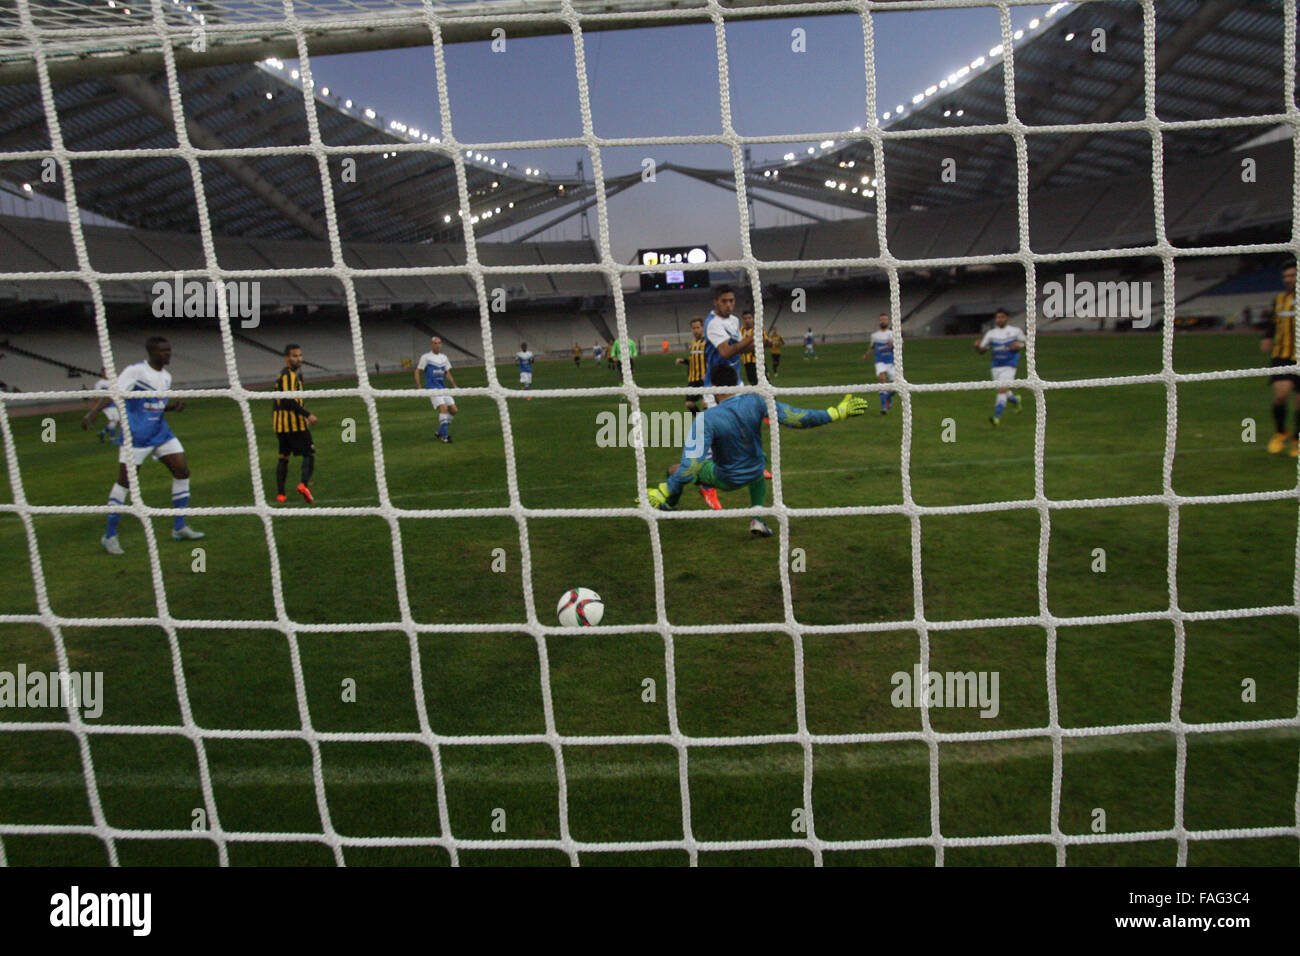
[0,0,1297,868]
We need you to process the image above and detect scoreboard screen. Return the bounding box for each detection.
[637,246,710,292]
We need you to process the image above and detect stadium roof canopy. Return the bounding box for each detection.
[0,0,1288,243]
[728,0,1287,218]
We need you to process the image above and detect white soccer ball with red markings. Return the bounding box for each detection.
[557,587,604,627]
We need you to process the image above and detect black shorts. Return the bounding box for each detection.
[686,379,704,404]
[745,363,758,386]
[1270,358,1300,384]
[277,430,314,456]
[771,353,781,368]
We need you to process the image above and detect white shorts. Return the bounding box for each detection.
[520,372,533,386]
[120,437,183,466]
[875,363,895,380]
[703,393,717,409]
[991,365,1018,385]
[102,406,120,423]
[429,393,455,409]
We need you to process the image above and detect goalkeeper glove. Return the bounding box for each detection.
[827,394,871,421]
[645,482,675,510]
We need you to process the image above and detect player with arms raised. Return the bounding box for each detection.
[1262,261,1299,455]
[273,344,318,503]
[644,365,869,536]
[517,342,535,400]
[975,308,1025,426]
[416,336,458,443]
[81,336,203,554]
[864,313,897,414]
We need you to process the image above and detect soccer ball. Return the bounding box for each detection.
[557,587,604,627]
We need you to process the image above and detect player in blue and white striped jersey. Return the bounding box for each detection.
[975,308,1026,426]
[864,313,897,414]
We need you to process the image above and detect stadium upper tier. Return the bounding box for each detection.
[750,137,1292,282]
[0,130,1287,310]
[0,219,610,306]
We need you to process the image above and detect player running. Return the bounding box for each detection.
[1263,261,1299,456]
[90,367,121,442]
[975,308,1026,426]
[675,317,707,417]
[864,313,897,414]
[643,364,870,536]
[517,343,535,400]
[81,337,203,554]
[272,344,318,504]
[804,328,816,359]
[415,336,459,443]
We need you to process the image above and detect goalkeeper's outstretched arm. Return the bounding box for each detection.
[775,394,871,427]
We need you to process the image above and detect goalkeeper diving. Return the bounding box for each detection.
[643,364,871,536]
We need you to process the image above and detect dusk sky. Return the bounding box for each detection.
[293,3,1052,261]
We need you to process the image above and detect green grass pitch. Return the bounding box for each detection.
[0,330,1296,866]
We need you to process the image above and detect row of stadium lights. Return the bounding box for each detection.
[260,58,545,185]
[103,0,204,22]
[792,4,1073,195]
[257,58,541,227]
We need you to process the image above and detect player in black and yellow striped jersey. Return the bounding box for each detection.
[741,310,759,386]
[675,317,708,415]
[273,344,318,503]
[766,330,783,377]
[1262,262,1299,456]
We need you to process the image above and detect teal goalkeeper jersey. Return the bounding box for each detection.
[667,393,832,491]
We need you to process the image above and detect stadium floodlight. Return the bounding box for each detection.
[989,44,1003,57]
[1066,32,1075,41]
[1030,18,1041,28]
[970,56,985,69]
[819,139,834,148]
[925,85,937,96]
